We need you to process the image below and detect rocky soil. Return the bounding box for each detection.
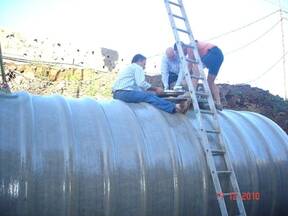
[219,84,288,133]
[3,62,116,99]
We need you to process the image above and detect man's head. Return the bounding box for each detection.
[131,54,146,69]
[166,47,176,60]
[174,41,187,55]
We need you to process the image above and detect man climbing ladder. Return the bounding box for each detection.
[163,0,247,215]
[161,41,224,110]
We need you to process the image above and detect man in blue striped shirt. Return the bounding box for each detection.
[161,42,191,90]
[113,54,189,114]
[161,47,182,90]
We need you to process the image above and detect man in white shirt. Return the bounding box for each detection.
[113,54,189,114]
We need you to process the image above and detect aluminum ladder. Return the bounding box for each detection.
[163,0,247,215]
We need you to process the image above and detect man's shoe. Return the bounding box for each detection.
[215,103,223,111]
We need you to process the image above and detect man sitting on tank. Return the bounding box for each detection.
[112,54,190,114]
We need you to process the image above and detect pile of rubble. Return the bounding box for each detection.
[219,84,288,133]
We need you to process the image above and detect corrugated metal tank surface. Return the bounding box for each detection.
[0,92,288,216]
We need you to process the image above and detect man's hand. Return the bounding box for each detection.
[154,87,164,94]
[148,86,163,94]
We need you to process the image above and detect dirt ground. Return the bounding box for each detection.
[218,84,288,134]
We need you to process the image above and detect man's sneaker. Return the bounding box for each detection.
[215,103,223,111]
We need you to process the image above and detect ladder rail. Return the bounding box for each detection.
[176,0,220,128]
[172,0,222,141]
[221,136,247,212]
[164,0,203,121]
[164,1,247,215]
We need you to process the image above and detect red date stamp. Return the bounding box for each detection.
[217,192,261,201]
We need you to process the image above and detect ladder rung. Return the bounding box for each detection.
[223,193,232,197]
[206,129,221,134]
[168,1,181,7]
[200,109,214,115]
[196,91,209,97]
[211,149,226,155]
[172,14,185,20]
[176,28,190,34]
[186,58,199,64]
[223,192,241,197]
[198,97,208,103]
[191,75,204,80]
[217,170,232,175]
[185,44,197,50]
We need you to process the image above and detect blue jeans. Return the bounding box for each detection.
[113,90,176,113]
[168,72,178,89]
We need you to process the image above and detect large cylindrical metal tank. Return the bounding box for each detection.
[0,92,287,216]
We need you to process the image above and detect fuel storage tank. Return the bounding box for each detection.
[0,92,287,216]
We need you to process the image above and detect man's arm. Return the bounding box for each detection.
[187,47,194,72]
[134,66,151,90]
[160,56,169,90]
[174,47,194,88]
[134,66,163,93]
[147,86,163,94]
[174,66,184,87]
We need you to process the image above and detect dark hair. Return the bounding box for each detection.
[131,54,146,63]
[173,41,185,51]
